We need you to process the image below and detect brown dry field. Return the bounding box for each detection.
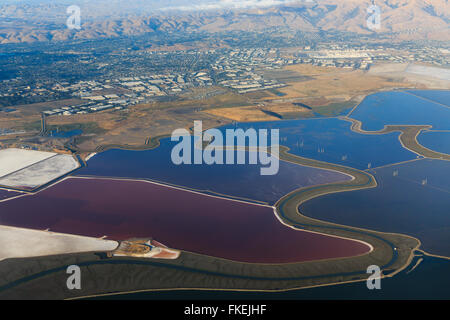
[6,98,85,116]
[204,106,279,122]
[0,115,40,131]
[75,104,230,152]
[269,67,415,100]
[284,64,342,76]
[204,103,311,122]
[264,102,310,114]
[46,112,119,129]
[0,90,245,152]
[0,98,85,131]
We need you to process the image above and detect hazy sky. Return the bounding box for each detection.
[159,0,307,11]
[0,0,311,21]
[1,0,307,11]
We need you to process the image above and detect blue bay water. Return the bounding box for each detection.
[349,91,450,131]
[300,158,450,257]
[221,117,417,170]
[417,131,450,155]
[49,129,83,138]
[407,90,450,107]
[76,137,350,205]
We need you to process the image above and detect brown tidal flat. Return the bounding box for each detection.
[0,177,370,263]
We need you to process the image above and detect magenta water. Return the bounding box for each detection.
[0,177,370,263]
[0,189,22,201]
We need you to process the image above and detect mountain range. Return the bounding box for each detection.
[0,0,448,44]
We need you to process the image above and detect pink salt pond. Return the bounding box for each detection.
[0,177,371,263]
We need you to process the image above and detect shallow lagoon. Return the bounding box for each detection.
[49,129,83,138]
[78,116,418,189]
[407,90,450,107]
[300,159,450,256]
[0,177,370,263]
[76,137,351,204]
[349,91,450,131]
[417,131,450,155]
[221,117,417,170]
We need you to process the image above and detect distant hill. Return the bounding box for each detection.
[0,0,448,44]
